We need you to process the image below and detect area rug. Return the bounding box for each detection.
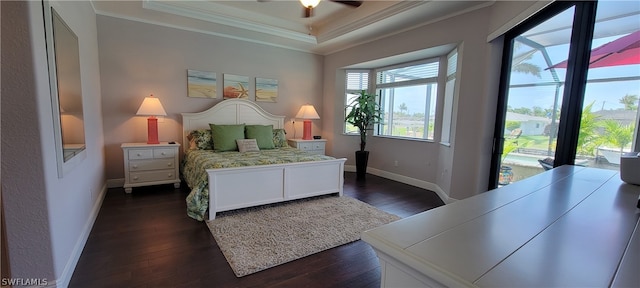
[206,195,400,277]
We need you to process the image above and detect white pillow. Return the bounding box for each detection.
[236,139,260,153]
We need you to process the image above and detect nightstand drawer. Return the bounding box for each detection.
[154,148,175,158]
[129,159,175,171]
[297,142,325,151]
[130,170,176,183]
[311,142,325,150]
[297,142,314,151]
[287,139,327,156]
[128,149,153,160]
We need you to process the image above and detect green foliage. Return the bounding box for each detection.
[577,102,603,156]
[505,121,521,131]
[602,120,635,152]
[501,140,519,162]
[512,62,541,77]
[345,90,383,151]
[619,94,639,110]
[398,103,408,115]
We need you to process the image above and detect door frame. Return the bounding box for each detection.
[489,1,598,189]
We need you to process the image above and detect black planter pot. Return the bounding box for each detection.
[355,151,369,180]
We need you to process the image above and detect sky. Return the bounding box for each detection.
[509,34,640,112]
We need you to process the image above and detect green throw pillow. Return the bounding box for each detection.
[210,124,245,151]
[245,125,275,149]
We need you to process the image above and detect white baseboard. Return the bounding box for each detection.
[52,183,107,288]
[344,165,455,204]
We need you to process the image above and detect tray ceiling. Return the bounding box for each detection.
[91,0,493,54]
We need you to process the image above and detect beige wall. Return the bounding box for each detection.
[97,16,325,181]
[2,0,105,285]
[324,2,543,200]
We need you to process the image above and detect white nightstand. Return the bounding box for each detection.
[287,139,326,155]
[121,142,180,193]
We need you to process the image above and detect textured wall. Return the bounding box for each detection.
[96,16,324,181]
[1,0,106,285]
[1,1,56,280]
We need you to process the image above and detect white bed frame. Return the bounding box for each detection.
[182,99,346,220]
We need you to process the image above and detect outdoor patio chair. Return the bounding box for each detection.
[538,157,554,170]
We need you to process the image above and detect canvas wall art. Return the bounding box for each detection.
[256,78,278,102]
[223,74,250,99]
[187,70,217,98]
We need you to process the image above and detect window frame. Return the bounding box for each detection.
[344,69,371,135]
[440,48,458,146]
[374,58,440,141]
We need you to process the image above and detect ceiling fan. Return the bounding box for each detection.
[299,0,362,18]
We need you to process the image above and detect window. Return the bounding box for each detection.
[441,49,458,144]
[344,70,369,134]
[376,59,439,140]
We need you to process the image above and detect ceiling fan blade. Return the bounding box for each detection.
[330,0,362,8]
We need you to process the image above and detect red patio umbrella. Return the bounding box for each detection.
[549,30,640,69]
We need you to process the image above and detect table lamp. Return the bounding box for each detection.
[136,94,167,144]
[295,104,320,140]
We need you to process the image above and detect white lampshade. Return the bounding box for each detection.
[300,0,321,8]
[136,94,167,116]
[296,104,320,120]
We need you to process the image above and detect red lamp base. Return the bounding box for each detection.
[302,119,313,140]
[147,117,160,144]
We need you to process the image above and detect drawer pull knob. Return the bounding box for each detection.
[167,163,173,167]
[132,165,138,169]
[168,174,173,178]
[161,152,166,155]
[133,176,139,180]
[137,153,141,156]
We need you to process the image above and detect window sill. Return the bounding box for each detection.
[373,135,434,143]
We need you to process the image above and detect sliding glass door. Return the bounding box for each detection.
[575,1,640,170]
[490,1,640,188]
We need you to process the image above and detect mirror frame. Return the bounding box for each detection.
[43,1,87,178]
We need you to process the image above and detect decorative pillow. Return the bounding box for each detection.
[245,125,275,149]
[236,139,260,153]
[273,128,288,148]
[187,129,213,150]
[210,124,245,151]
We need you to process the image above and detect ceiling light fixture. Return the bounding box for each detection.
[300,0,321,9]
[300,0,321,17]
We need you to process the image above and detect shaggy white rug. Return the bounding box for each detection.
[206,195,400,277]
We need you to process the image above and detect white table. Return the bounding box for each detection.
[362,166,640,287]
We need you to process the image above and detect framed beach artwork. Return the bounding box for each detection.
[256,78,278,102]
[223,74,249,99]
[187,70,217,98]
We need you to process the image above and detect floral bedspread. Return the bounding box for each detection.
[182,147,335,221]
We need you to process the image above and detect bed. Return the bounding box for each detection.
[181,99,346,221]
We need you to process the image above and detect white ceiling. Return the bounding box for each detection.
[91,0,494,55]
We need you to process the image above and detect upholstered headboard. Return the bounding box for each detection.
[181,99,285,152]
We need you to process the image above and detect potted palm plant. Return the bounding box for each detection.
[345,90,382,180]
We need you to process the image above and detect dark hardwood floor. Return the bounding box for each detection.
[70,172,445,288]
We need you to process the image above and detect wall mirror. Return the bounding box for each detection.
[44,2,86,177]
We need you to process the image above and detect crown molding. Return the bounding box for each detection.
[142,0,317,44]
[316,1,423,44]
[94,10,318,54]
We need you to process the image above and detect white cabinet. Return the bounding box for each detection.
[121,142,180,193]
[287,139,326,155]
